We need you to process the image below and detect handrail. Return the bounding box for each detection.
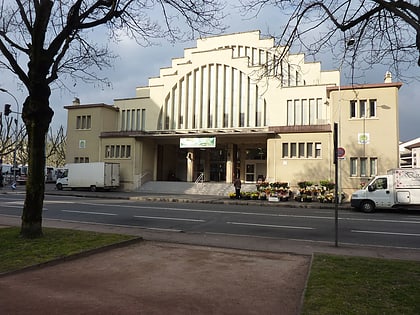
[195,172,204,184]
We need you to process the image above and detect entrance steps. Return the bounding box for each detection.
[136,181,257,197]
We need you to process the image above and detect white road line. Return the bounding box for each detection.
[61,210,117,216]
[75,203,420,224]
[352,230,420,237]
[133,215,205,222]
[227,221,314,230]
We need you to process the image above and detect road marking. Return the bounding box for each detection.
[226,221,314,230]
[61,210,117,216]
[74,202,420,224]
[133,215,205,222]
[352,230,420,237]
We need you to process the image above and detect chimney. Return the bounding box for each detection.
[72,97,80,105]
[384,71,392,83]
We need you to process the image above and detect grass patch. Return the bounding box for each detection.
[0,227,136,273]
[302,254,420,315]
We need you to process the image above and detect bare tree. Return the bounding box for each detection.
[0,0,225,238]
[46,125,66,168]
[241,0,420,77]
[0,113,26,165]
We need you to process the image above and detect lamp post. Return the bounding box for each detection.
[334,37,355,247]
[0,88,20,187]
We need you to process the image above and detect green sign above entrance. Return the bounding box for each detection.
[180,137,216,148]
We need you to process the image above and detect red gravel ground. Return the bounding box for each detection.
[0,241,310,315]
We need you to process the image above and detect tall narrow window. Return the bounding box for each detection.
[136,109,141,130]
[294,99,301,125]
[290,143,297,158]
[350,158,357,176]
[369,100,377,117]
[287,100,294,125]
[370,158,378,176]
[350,101,356,118]
[306,143,313,158]
[282,143,289,158]
[86,116,91,129]
[141,109,146,131]
[360,158,367,176]
[121,110,126,131]
[299,143,305,158]
[315,143,321,158]
[359,100,367,118]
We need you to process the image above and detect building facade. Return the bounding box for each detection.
[64,31,402,196]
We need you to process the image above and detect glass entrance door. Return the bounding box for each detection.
[245,163,255,183]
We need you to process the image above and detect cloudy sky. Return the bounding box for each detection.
[0,2,419,142]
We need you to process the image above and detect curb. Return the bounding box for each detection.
[0,236,143,278]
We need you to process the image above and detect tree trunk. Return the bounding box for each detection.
[20,90,53,238]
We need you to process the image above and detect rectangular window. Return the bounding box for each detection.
[315,143,321,158]
[309,99,316,125]
[294,100,301,125]
[290,143,297,158]
[141,109,146,131]
[105,145,110,158]
[282,143,289,158]
[306,143,313,158]
[350,158,357,176]
[74,157,79,163]
[110,145,115,158]
[287,100,294,125]
[76,115,91,130]
[126,145,131,158]
[126,110,131,130]
[299,143,305,158]
[302,99,309,125]
[359,100,367,118]
[369,100,377,117]
[121,110,126,130]
[350,100,356,118]
[115,145,120,158]
[85,157,89,163]
[370,158,377,176]
[360,157,367,176]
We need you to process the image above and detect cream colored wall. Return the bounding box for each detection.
[267,133,334,192]
[63,31,401,195]
[66,106,117,164]
[100,137,136,190]
[330,85,400,195]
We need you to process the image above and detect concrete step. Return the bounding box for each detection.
[137,181,257,196]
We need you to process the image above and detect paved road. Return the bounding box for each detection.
[2,187,420,315]
[1,187,420,255]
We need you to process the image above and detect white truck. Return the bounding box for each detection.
[351,168,420,213]
[56,162,120,191]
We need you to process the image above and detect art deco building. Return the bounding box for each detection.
[64,31,402,196]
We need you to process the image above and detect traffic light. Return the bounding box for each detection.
[4,104,12,116]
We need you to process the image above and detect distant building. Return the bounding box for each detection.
[63,31,402,196]
[399,138,420,168]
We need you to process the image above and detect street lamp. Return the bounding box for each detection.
[0,88,20,187]
[334,37,355,247]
